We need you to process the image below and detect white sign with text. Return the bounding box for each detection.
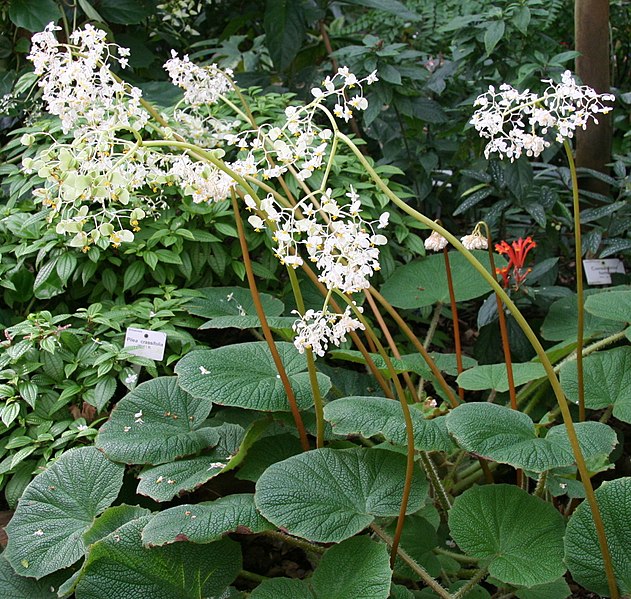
[583,259,625,285]
[124,327,167,361]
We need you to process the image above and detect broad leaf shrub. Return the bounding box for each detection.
[0,17,629,599]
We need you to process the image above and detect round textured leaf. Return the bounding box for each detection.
[449,484,566,587]
[5,447,124,578]
[136,422,245,502]
[560,347,631,423]
[446,402,617,473]
[541,292,624,341]
[250,536,391,599]
[565,477,631,596]
[249,578,313,599]
[584,288,631,323]
[96,376,217,465]
[381,251,499,309]
[0,555,68,599]
[255,447,427,543]
[310,536,391,599]
[83,505,152,547]
[456,362,546,391]
[142,494,273,546]
[175,342,331,412]
[324,396,455,452]
[74,516,242,599]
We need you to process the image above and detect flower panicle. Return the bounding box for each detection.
[470,70,614,161]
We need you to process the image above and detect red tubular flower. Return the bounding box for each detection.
[495,237,536,289]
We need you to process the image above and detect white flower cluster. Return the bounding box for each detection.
[225,67,377,182]
[247,187,389,294]
[164,51,233,107]
[460,232,488,251]
[292,306,365,357]
[247,186,388,357]
[157,0,203,36]
[28,23,148,136]
[470,70,614,161]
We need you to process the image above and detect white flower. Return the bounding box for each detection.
[470,70,614,161]
[461,233,488,251]
[424,230,448,252]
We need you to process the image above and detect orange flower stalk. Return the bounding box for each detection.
[495,236,536,290]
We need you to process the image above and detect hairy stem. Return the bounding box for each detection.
[443,249,465,402]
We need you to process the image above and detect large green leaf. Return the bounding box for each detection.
[514,578,571,599]
[136,423,245,502]
[186,286,293,330]
[264,0,306,71]
[5,447,124,578]
[8,0,60,31]
[97,0,151,24]
[96,377,217,465]
[584,287,631,322]
[565,477,631,596]
[456,362,546,391]
[445,402,617,472]
[235,433,304,482]
[324,396,455,451]
[541,291,624,341]
[255,447,427,542]
[560,347,631,423]
[0,555,67,599]
[84,505,151,547]
[142,494,273,547]
[74,516,242,599]
[250,536,391,599]
[449,485,566,586]
[380,251,498,309]
[175,342,330,412]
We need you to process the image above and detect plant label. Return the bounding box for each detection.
[582,259,625,285]
[124,327,167,361]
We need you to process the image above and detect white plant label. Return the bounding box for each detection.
[124,327,167,361]
[583,259,625,285]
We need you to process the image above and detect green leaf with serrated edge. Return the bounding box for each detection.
[142,494,273,547]
[584,288,631,322]
[449,485,566,587]
[456,362,546,391]
[0,555,68,599]
[565,477,631,596]
[175,342,330,412]
[137,454,227,502]
[255,447,427,543]
[541,290,624,341]
[446,402,616,473]
[84,505,151,546]
[381,251,502,309]
[514,578,571,599]
[96,377,217,465]
[560,347,631,423]
[250,536,391,599]
[236,433,303,482]
[311,536,391,599]
[186,286,284,319]
[74,516,242,599]
[324,396,455,452]
[137,422,244,501]
[4,447,124,578]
